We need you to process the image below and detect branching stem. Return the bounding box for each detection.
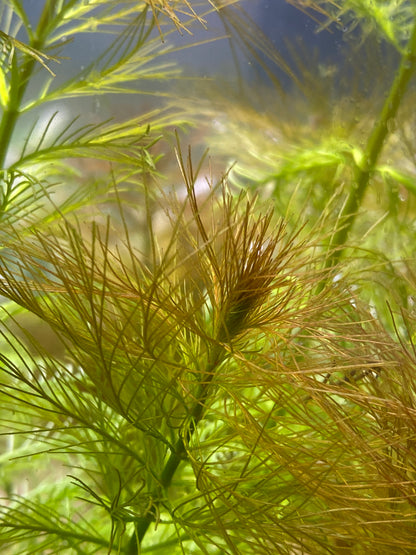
[324,18,416,272]
[0,3,52,168]
[126,346,224,554]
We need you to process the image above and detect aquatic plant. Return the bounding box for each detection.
[201,0,416,331]
[1,1,416,554]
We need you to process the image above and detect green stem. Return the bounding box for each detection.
[0,3,53,168]
[126,347,224,554]
[0,58,31,169]
[325,19,416,271]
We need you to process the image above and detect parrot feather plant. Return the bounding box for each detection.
[1,143,416,553]
[194,0,416,334]
[1,0,416,554]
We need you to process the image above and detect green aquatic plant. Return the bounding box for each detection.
[1,1,416,554]
[199,0,416,331]
[2,144,416,553]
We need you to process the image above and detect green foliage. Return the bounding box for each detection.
[1,1,416,554]
[201,2,416,334]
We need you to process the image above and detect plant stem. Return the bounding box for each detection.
[126,346,224,554]
[324,19,416,272]
[0,3,52,168]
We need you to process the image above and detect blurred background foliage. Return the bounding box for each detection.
[1,0,416,553]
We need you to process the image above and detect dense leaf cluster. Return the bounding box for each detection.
[1,1,416,554]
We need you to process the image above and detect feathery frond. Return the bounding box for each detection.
[1,1,416,553]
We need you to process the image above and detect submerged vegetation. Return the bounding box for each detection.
[1,0,416,553]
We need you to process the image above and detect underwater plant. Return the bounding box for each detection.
[198,0,416,332]
[1,1,416,554]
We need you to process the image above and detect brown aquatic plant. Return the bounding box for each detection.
[1,1,416,553]
[1,146,416,553]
